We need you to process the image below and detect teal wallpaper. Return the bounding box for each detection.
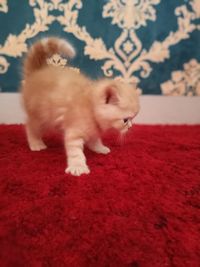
[0,0,200,95]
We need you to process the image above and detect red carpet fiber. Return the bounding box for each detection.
[0,125,200,267]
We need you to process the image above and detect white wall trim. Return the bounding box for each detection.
[0,93,200,124]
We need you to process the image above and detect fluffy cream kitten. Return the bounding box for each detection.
[21,37,140,176]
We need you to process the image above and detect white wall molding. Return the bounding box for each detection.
[0,93,200,124]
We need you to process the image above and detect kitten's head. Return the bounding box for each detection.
[93,79,140,134]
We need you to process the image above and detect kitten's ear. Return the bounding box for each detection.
[104,86,119,105]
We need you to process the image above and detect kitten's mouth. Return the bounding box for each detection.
[123,118,134,130]
[124,113,137,128]
[127,118,133,128]
[121,122,134,134]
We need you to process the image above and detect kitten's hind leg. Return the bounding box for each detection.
[26,118,47,151]
[87,138,110,154]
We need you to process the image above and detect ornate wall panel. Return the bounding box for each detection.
[0,0,200,95]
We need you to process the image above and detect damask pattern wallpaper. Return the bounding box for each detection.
[0,0,200,95]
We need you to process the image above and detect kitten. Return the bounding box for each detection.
[21,37,140,176]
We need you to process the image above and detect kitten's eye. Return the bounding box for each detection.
[123,118,128,123]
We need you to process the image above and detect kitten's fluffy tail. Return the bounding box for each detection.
[23,37,76,77]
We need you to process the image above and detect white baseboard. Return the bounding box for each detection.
[0,93,200,124]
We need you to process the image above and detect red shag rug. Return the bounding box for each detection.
[0,125,200,267]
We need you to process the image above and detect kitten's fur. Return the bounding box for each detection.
[21,37,140,176]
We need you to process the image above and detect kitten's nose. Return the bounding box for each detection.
[127,120,133,128]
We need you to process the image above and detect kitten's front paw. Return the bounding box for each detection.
[65,164,90,176]
[88,143,111,154]
[29,140,47,151]
[97,146,111,154]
